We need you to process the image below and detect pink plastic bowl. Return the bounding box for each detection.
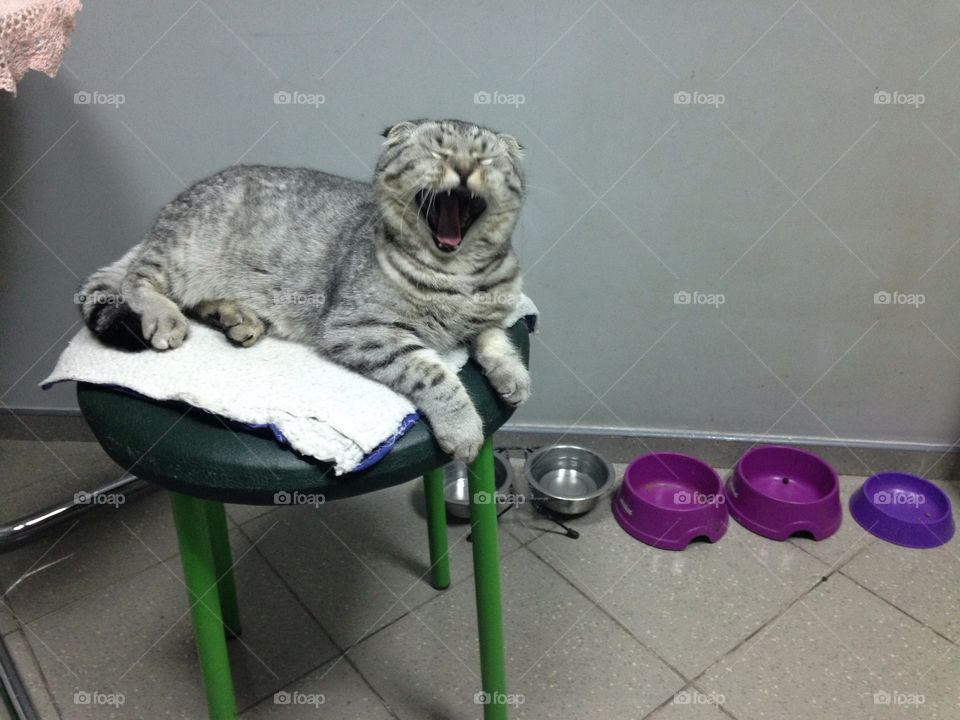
[726,445,841,541]
[613,452,728,551]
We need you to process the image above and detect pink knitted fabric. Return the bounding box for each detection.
[0,0,81,95]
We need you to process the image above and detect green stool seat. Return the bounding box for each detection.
[76,320,529,720]
[77,320,529,504]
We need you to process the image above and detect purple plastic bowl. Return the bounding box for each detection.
[726,446,841,541]
[613,452,728,551]
[850,473,954,549]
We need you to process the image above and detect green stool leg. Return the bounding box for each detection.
[467,439,508,720]
[423,468,451,590]
[171,493,238,720]
[204,501,241,638]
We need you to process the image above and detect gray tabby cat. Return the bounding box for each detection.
[78,118,530,462]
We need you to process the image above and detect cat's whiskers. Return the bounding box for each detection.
[517,183,559,198]
[393,185,423,248]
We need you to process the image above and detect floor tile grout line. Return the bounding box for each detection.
[7,443,958,716]
[689,678,744,720]
[231,504,283,529]
[690,564,960,708]
[230,638,403,720]
[233,515,531,709]
[170,527,342,715]
[355,535,534,642]
[10,538,960,718]
[8,543,181,630]
[3,504,190,630]
[637,684,689,720]
[358,540,531,644]
[836,567,960,648]
[232,522,346,662]
[9,512,284,702]
[785,529,960,647]
[234,516,400,659]
[116,518,287,684]
[247,523,531,654]
[688,573,835,689]
[683,528,878,691]
[703,529,891,682]
[788,531,877,568]
[8,627,65,720]
[518,542,692,684]
[636,679,743,720]
[278,533,527,701]
[337,651,405,720]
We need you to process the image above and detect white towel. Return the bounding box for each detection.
[42,295,538,474]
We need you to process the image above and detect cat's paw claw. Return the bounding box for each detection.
[143,310,189,350]
[225,318,265,347]
[486,362,531,407]
[197,300,265,347]
[434,406,484,462]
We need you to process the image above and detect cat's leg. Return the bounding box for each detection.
[471,326,531,406]
[120,272,189,351]
[194,300,266,347]
[319,329,484,461]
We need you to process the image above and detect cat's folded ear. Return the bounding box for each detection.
[381,121,417,146]
[498,133,524,162]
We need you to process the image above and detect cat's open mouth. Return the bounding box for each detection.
[416,188,487,252]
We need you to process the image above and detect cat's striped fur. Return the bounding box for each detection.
[78,118,529,461]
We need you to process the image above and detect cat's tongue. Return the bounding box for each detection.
[435,194,462,249]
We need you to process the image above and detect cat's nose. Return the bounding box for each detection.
[453,159,475,186]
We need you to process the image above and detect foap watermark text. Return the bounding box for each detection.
[74,491,125,508]
[874,690,925,707]
[273,291,325,306]
[474,690,525,707]
[74,91,125,108]
[473,491,526,506]
[674,490,724,507]
[74,690,125,707]
[873,490,925,507]
[874,291,924,307]
[74,291,124,306]
[874,90,924,108]
[274,90,325,108]
[273,491,325,507]
[673,690,725,706]
[474,91,525,107]
[674,90,725,107]
[274,690,325,707]
[675,290,725,308]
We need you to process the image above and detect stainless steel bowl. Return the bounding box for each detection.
[443,453,514,519]
[524,445,616,515]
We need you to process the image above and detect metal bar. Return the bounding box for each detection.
[0,473,150,718]
[0,475,148,551]
[0,633,38,720]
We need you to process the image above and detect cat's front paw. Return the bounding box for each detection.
[432,404,484,462]
[485,360,531,407]
[142,308,189,350]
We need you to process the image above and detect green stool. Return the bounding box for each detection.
[76,321,530,720]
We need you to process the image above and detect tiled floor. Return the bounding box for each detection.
[1,438,959,719]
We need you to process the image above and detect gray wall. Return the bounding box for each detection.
[2,1,959,451]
